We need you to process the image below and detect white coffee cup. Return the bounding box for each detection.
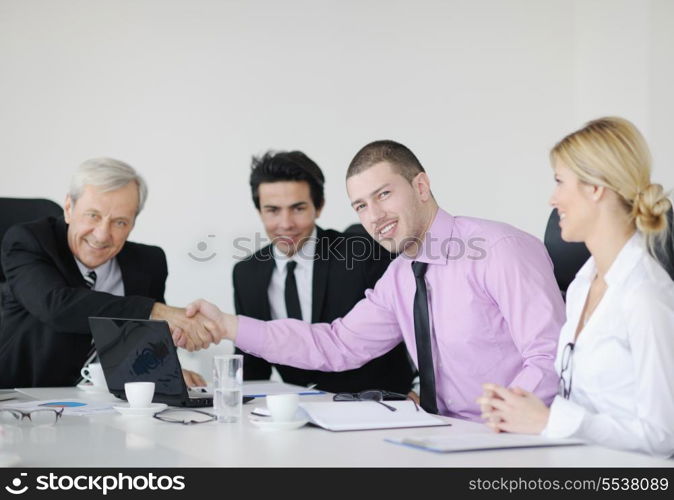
[124,382,155,408]
[80,363,108,389]
[266,393,299,422]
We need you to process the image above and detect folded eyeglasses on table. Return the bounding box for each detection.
[0,408,64,425]
[333,390,419,412]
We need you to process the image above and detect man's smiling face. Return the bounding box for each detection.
[64,182,138,268]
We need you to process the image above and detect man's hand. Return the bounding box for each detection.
[150,302,219,352]
[181,369,206,388]
[407,390,420,405]
[476,383,550,434]
[170,299,238,350]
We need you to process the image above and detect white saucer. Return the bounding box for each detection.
[113,403,167,416]
[76,383,109,393]
[249,417,309,431]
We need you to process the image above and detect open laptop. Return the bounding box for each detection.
[88,317,252,408]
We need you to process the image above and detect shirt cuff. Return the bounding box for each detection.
[541,396,586,439]
[508,365,558,406]
[235,315,268,356]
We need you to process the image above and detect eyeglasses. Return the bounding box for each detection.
[0,408,64,426]
[558,342,575,399]
[153,409,216,425]
[333,390,419,412]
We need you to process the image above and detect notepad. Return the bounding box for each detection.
[388,432,585,452]
[299,400,450,431]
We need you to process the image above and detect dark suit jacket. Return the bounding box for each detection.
[0,216,167,388]
[233,227,415,394]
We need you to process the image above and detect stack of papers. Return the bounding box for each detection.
[299,400,450,431]
[388,432,585,452]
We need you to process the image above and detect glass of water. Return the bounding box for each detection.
[213,355,243,423]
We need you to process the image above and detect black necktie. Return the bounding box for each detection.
[412,261,438,414]
[284,261,303,320]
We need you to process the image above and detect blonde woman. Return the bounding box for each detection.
[478,117,674,457]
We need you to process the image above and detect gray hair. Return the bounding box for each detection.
[69,158,148,215]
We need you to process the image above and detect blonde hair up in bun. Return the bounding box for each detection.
[632,183,671,234]
[551,116,671,256]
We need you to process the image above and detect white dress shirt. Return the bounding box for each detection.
[74,257,125,297]
[542,232,674,457]
[267,228,316,322]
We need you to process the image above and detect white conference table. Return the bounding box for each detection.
[1,385,672,468]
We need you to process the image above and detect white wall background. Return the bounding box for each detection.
[1,0,672,373]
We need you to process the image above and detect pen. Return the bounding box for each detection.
[245,391,325,398]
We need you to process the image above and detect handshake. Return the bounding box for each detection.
[150,299,238,352]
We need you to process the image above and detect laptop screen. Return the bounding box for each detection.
[88,317,186,399]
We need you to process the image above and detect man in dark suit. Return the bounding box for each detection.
[0,158,208,388]
[233,151,414,394]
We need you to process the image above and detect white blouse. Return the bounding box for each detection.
[541,232,674,458]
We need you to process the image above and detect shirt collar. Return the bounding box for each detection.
[604,231,645,287]
[272,227,318,271]
[74,256,114,277]
[575,231,644,287]
[409,208,455,265]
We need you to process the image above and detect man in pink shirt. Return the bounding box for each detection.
[179,140,565,421]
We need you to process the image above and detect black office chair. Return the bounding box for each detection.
[652,206,674,281]
[543,210,590,300]
[0,198,63,329]
[0,198,63,280]
[544,206,674,300]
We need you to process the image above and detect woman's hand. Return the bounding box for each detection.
[476,383,550,434]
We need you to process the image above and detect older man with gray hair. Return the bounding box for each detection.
[0,158,210,388]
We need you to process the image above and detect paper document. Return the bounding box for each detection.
[299,400,450,431]
[0,399,116,416]
[15,387,117,402]
[388,432,585,452]
[0,390,17,402]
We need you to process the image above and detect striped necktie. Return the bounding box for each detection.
[84,270,97,289]
[78,270,99,383]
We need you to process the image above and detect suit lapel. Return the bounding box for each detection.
[54,217,87,286]
[117,245,151,296]
[311,227,329,323]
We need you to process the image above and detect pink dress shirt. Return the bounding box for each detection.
[237,209,565,420]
